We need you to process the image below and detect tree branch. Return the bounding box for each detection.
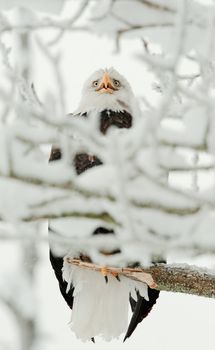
[24,211,117,225]
[0,169,205,220]
[67,259,215,299]
[146,264,215,298]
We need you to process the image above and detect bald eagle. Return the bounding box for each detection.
[49,68,160,342]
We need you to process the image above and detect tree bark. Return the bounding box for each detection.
[144,264,215,298]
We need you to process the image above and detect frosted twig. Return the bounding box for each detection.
[47,0,89,46]
[137,0,176,13]
[36,38,65,115]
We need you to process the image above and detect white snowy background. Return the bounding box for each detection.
[0,0,215,349]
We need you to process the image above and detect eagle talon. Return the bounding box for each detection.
[100,267,108,283]
[111,271,120,282]
[100,267,121,283]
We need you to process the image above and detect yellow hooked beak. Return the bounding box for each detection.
[96,72,117,93]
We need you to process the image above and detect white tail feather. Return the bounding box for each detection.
[63,262,148,341]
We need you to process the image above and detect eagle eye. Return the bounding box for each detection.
[113,79,120,87]
[92,80,99,87]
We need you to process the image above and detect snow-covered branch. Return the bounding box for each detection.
[0,0,214,257]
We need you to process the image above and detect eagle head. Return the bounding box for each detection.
[75,67,137,115]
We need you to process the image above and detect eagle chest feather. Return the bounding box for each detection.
[49,109,132,173]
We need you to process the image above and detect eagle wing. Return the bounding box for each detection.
[49,249,74,310]
[124,288,160,341]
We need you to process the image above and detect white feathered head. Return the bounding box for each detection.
[75,67,138,115]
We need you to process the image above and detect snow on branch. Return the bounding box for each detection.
[0,0,215,267]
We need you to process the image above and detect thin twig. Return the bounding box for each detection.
[137,0,176,13]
